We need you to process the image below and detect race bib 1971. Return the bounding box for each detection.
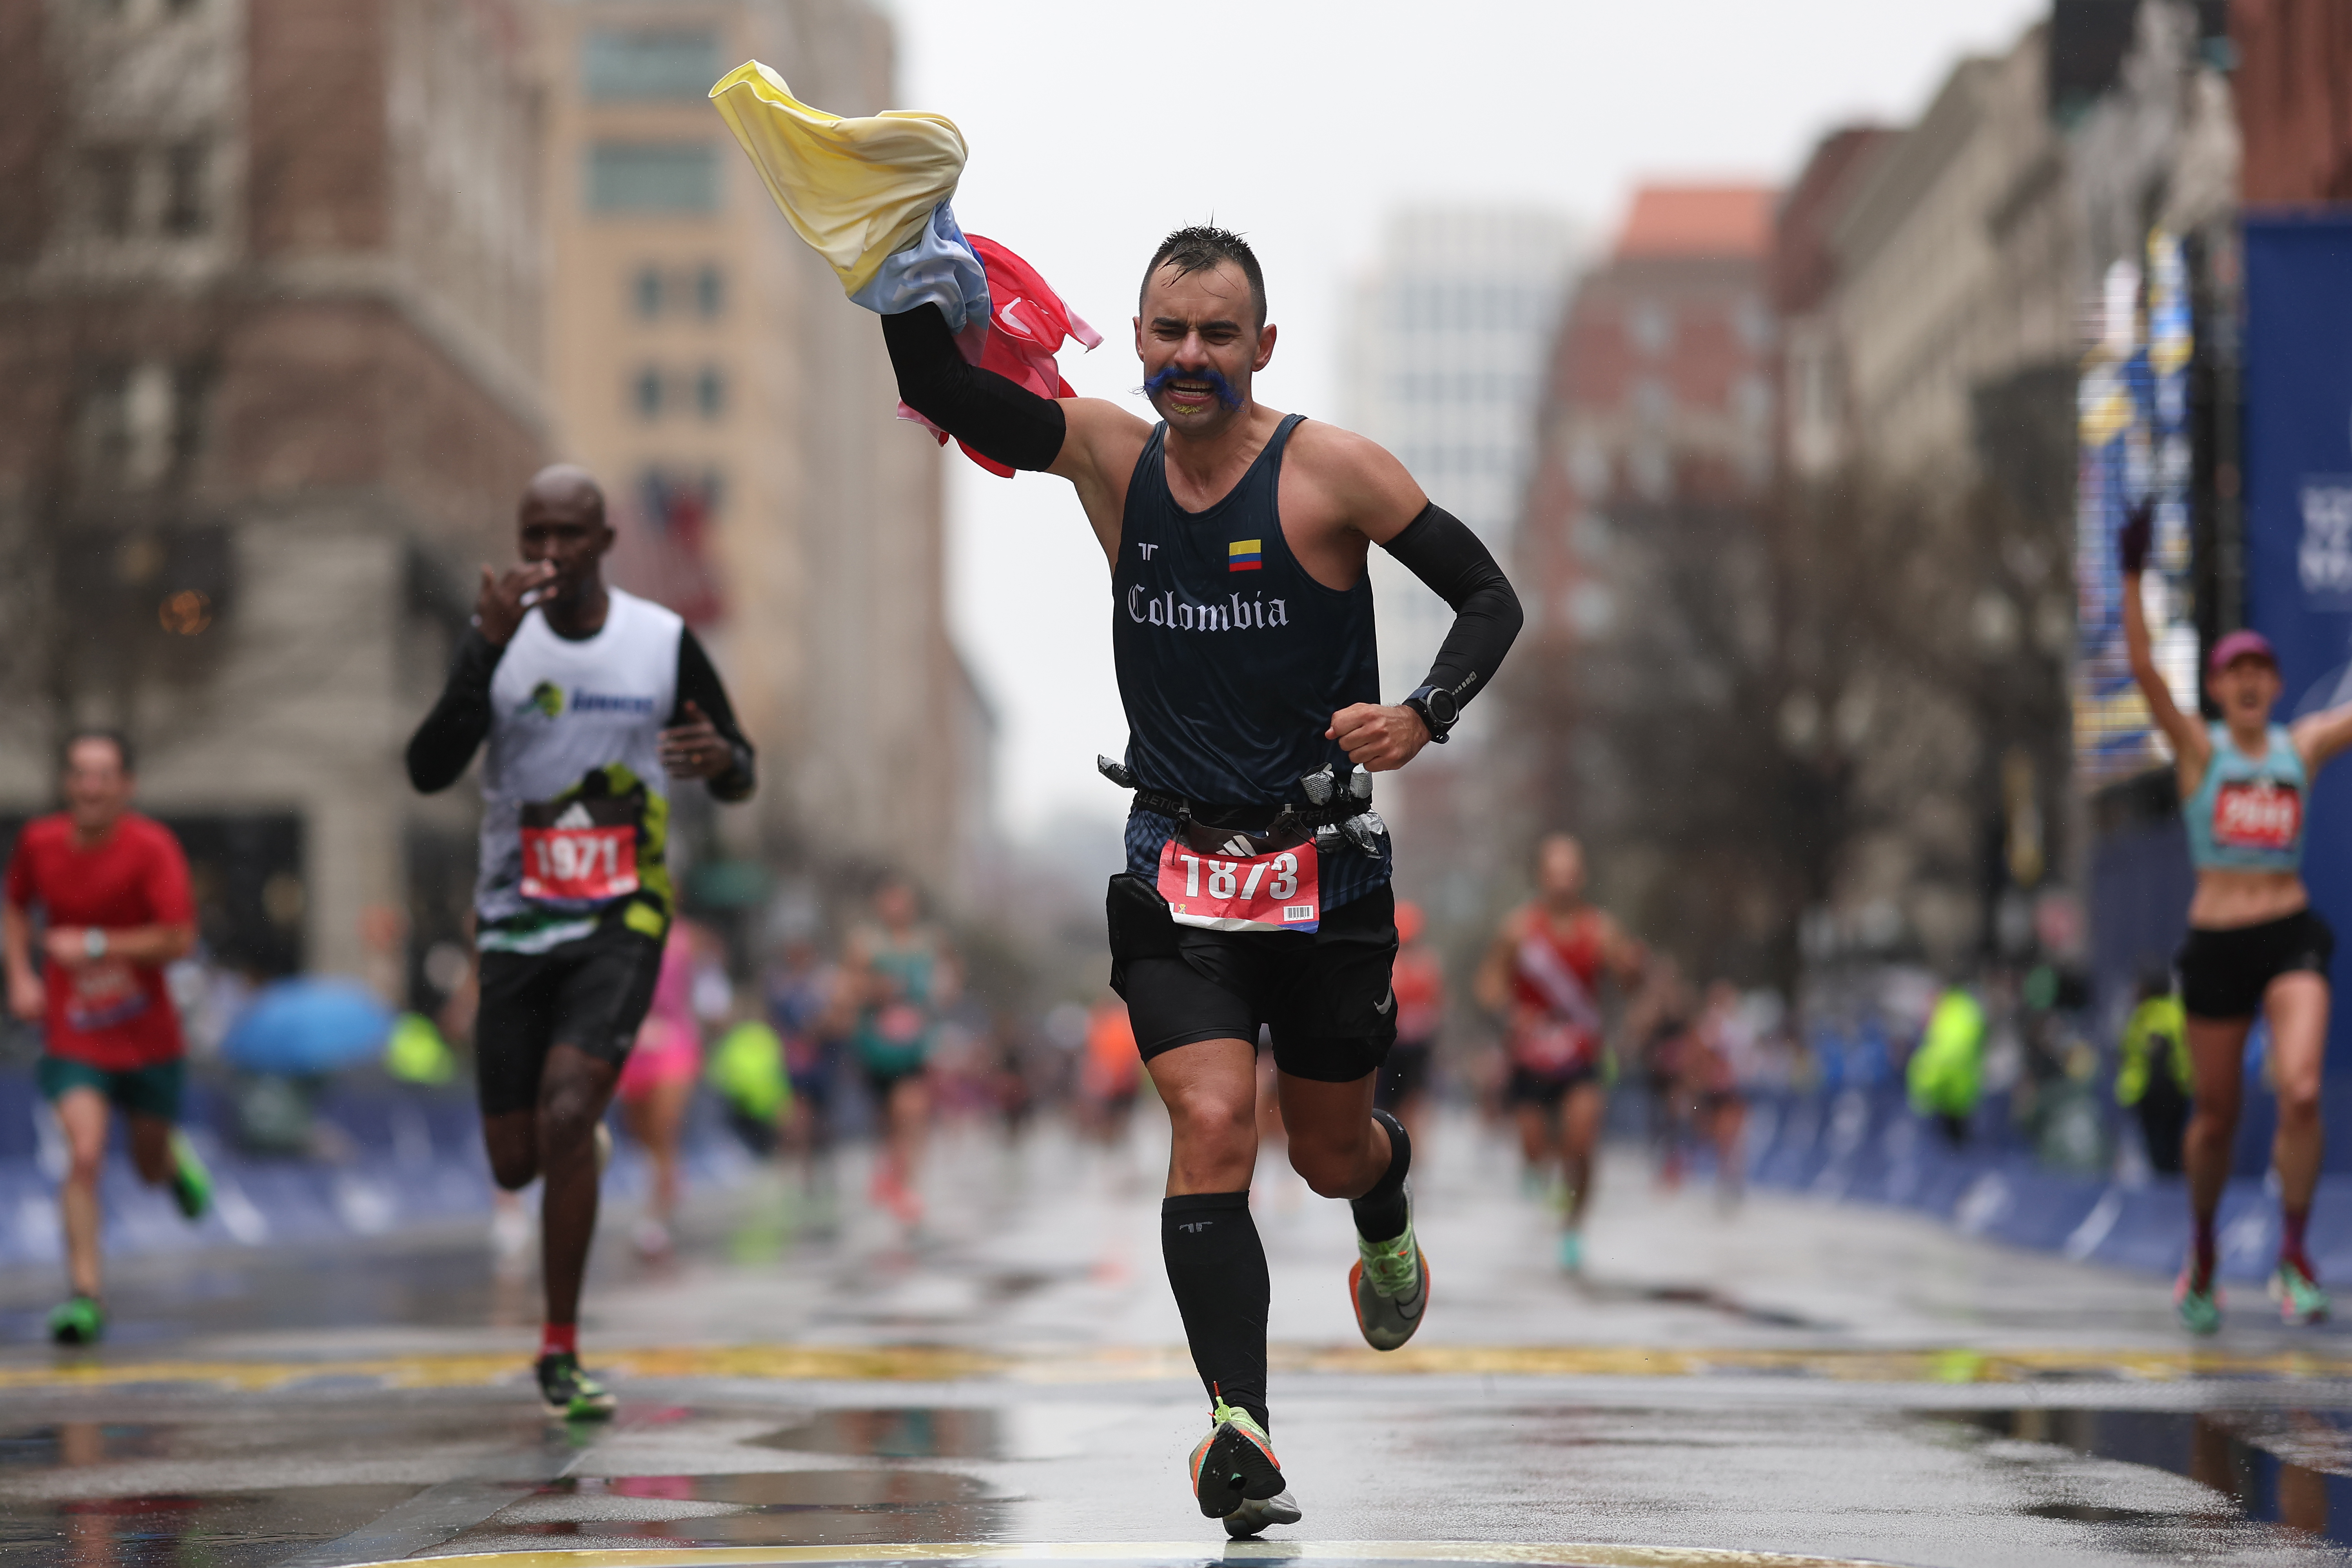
[519,798,640,902]
[1157,837,1319,933]
[2213,780,2301,852]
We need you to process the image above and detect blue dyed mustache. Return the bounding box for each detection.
[1142,365,1242,410]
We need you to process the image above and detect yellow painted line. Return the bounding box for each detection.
[7,1341,2352,1395]
[366,1541,1897,1568]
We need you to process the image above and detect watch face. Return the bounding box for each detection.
[1428,690,1459,725]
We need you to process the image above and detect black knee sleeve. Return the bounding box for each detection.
[1162,1191,1270,1429]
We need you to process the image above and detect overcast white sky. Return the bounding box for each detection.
[878,0,2046,839]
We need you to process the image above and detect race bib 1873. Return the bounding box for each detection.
[1157,837,1319,933]
[519,798,640,902]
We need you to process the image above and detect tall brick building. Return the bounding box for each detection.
[1501,186,1780,965]
[0,0,546,989]
[2231,0,2352,203]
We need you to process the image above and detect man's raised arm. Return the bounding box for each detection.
[881,306,1068,474]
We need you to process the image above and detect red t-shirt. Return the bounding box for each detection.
[4,812,194,1069]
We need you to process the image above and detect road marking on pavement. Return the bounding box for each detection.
[9,1342,2352,1394]
[339,1541,1898,1568]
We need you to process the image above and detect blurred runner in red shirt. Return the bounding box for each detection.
[3,731,210,1345]
[1374,899,1443,1150]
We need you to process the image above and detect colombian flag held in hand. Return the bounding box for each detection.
[1228,540,1263,573]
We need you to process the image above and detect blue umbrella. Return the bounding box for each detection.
[221,977,394,1076]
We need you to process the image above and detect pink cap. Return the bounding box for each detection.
[2208,629,2278,677]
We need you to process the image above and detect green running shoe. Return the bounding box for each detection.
[2175,1265,2221,1336]
[49,1294,106,1346]
[1189,1397,1295,1532]
[535,1351,617,1421]
[1350,1212,1428,1351]
[2271,1258,2330,1326]
[1559,1229,1584,1274]
[169,1131,211,1221]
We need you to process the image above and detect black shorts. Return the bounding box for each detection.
[1375,1040,1435,1111]
[1106,873,1397,1084]
[2178,908,2335,1020]
[475,918,664,1116]
[1507,1063,1599,1107]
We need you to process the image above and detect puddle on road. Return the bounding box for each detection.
[0,1480,423,1568]
[444,1469,1012,1548]
[1961,1406,2352,1544]
[755,1408,1011,1461]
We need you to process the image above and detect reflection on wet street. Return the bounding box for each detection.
[7,1125,2352,1568]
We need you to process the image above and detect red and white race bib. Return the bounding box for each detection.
[1158,836,1320,933]
[519,799,641,902]
[2213,780,2301,852]
[64,957,150,1033]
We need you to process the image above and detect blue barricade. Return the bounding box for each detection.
[0,1067,760,1273]
[1739,1085,2352,1285]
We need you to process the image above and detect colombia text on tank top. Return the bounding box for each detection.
[1111,414,1390,908]
[477,588,682,952]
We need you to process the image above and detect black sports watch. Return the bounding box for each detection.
[1402,684,1459,745]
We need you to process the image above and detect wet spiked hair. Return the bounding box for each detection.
[1140,225,1267,329]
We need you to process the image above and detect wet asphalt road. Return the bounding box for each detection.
[5,1111,2352,1568]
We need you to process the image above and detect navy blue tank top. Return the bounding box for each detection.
[1111,414,1391,907]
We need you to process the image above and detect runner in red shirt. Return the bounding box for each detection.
[1474,833,1642,1274]
[3,731,211,1344]
[1374,899,1444,1151]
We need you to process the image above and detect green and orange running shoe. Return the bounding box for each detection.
[169,1131,212,1221]
[2271,1258,2330,1327]
[535,1352,618,1421]
[2174,1264,2222,1336]
[1189,1397,1299,1538]
[1350,1212,1429,1351]
[48,1294,105,1346]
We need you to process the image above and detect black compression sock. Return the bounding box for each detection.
[1162,1191,1270,1430]
[1350,1107,1412,1243]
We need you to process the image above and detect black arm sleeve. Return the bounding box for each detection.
[671,628,757,803]
[405,630,505,793]
[881,305,1067,472]
[1379,502,1524,708]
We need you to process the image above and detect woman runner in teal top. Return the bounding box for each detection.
[2123,507,2352,1334]
[840,876,958,1229]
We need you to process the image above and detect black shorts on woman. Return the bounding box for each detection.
[2176,907,2334,1020]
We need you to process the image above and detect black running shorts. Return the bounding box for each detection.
[2177,907,2334,1020]
[475,916,664,1116]
[1506,1063,1599,1107]
[1374,1040,1434,1111]
[1106,872,1397,1084]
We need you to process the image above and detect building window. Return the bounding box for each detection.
[163,139,207,235]
[79,359,206,491]
[583,29,722,101]
[695,366,726,420]
[633,266,664,318]
[633,367,664,420]
[695,264,724,317]
[85,146,135,236]
[1626,301,1674,358]
[586,143,719,214]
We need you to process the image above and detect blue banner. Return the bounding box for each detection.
[2245,216,2352,1084]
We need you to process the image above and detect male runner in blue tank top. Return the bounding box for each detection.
[881,227,1521,1535]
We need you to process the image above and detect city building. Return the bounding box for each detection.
[2230,0,2352,203]
[1503,185,1780,969]
[538,0,993,917]
[0,0,547,994]
[1340,206,1578,921]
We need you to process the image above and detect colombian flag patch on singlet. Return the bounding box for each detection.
[1228,539,1263,572]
